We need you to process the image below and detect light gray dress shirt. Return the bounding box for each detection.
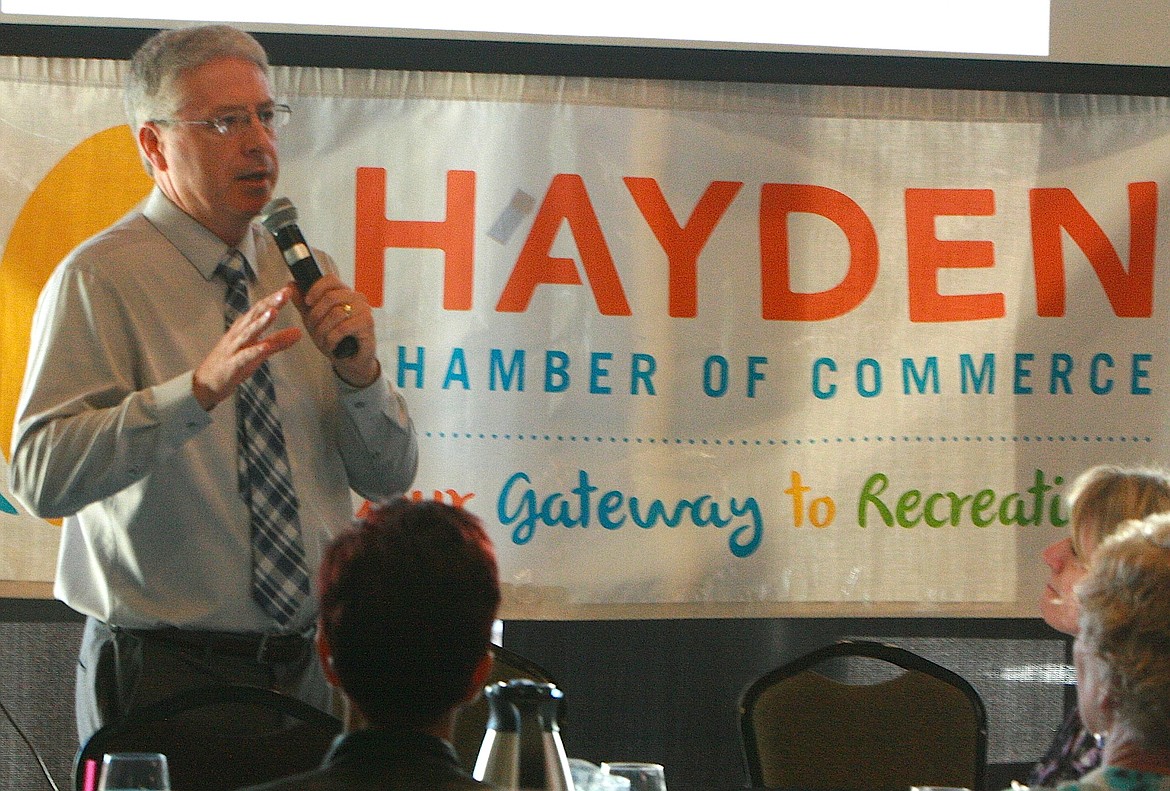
[8,188,418,633]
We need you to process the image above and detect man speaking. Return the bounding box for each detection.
[7,24,418,742]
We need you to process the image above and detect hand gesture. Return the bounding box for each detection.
[192,285,302,410]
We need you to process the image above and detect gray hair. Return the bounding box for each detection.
[1077,512,1170,750]
[124,24,269,132]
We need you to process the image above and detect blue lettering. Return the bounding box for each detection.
[598,491,626,529]
[960,353,995,394]
[729,498,764,558]
[499,470,764,556]
[1014,353,1034,394]
[631,353,657,395]
[545,350,570,393]
[1090,353,1114,395]
[498,472,538,544]
[629,497,687,529]
[747,356,767,398]
[490,349,525,391]
[1132,353,1152,395]
[570,469,598,526]
[902,357,939,395]
[590,352,613,395]
[703,355,729,397]
[812,357,837,399]
[1050,353,1072,394]
[396,345,424,389]
[443,347,470,390]
[540,493,576,528]
[857,358,881,398]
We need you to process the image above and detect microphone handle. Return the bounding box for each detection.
[272,226,359,359]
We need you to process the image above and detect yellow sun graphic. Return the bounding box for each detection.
[1,126,153,464]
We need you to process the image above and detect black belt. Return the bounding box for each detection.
[124,626,313,665]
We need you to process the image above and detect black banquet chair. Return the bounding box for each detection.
[74,683,342,791]
[739,639,988,791]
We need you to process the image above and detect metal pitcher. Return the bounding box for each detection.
[473,679,574,791]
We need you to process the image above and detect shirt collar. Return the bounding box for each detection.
[324,726,461,769]
[142,187,260,281]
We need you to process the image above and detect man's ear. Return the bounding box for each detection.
[316,625,341,688]
[138,123,167,172]
[460,648,495,705]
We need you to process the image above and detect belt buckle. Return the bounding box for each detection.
[256,632,308,664]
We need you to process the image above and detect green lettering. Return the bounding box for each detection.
[1026,469,1052,526]
[924,493,949,527]
[946,493,973,526]
[999,493,1028,525]
[896,490,923,528]
[1048,475,1068,527]
[858,473,893,527]
[855,471,1068,529]
[970,490,996,526]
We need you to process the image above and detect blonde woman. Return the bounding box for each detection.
[1030,466,1170,786]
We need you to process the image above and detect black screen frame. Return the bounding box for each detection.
[2,22,1170,96]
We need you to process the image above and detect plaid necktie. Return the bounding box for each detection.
[217,251,310,628]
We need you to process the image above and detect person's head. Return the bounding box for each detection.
[317,498,501,730]
[1041,465,1170,635]
[1074,513,1170,752]
[126,25,281,244]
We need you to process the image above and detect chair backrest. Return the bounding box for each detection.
[740,640,988,791]
[450,642,558,771]
[74,683,342,791]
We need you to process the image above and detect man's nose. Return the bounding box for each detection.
[236,110,276,141]
[239,118,277,152]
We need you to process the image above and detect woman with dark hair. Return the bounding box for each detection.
[239,498,502,791]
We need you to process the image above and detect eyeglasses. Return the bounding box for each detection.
[151,104,291,136]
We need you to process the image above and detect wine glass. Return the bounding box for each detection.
[600,762,666,791]
[97,752,171,790]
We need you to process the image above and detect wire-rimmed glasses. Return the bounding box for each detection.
[150,103,291,136]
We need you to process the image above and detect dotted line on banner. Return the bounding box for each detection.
[423,432,1154,446]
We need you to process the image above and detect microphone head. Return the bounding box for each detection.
[259,197,298,233]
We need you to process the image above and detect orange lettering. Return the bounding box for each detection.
[624,178,742,318]
[497,174,631,315]
[905,188,1003,322]
[759,184,878,321]
[354,167,476,309]
[1030,182,1157,317]
[445,489,476,507]
[403,489,475,506]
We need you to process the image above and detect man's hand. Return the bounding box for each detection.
[292,274,380,388]
[192,285,302,411]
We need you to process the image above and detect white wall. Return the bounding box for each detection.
[1,0,1169,66]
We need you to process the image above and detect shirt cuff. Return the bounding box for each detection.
[338,374,408,432]
[154,371,213,451]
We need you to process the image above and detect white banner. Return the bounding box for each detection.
[3,57,1169,617]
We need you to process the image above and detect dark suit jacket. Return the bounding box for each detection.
[237,726,491,791]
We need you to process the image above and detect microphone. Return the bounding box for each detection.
[259,197,359,359]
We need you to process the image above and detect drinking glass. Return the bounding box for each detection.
[572,758,632,791]
[97,752,171,790]
[600,762,666,791]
